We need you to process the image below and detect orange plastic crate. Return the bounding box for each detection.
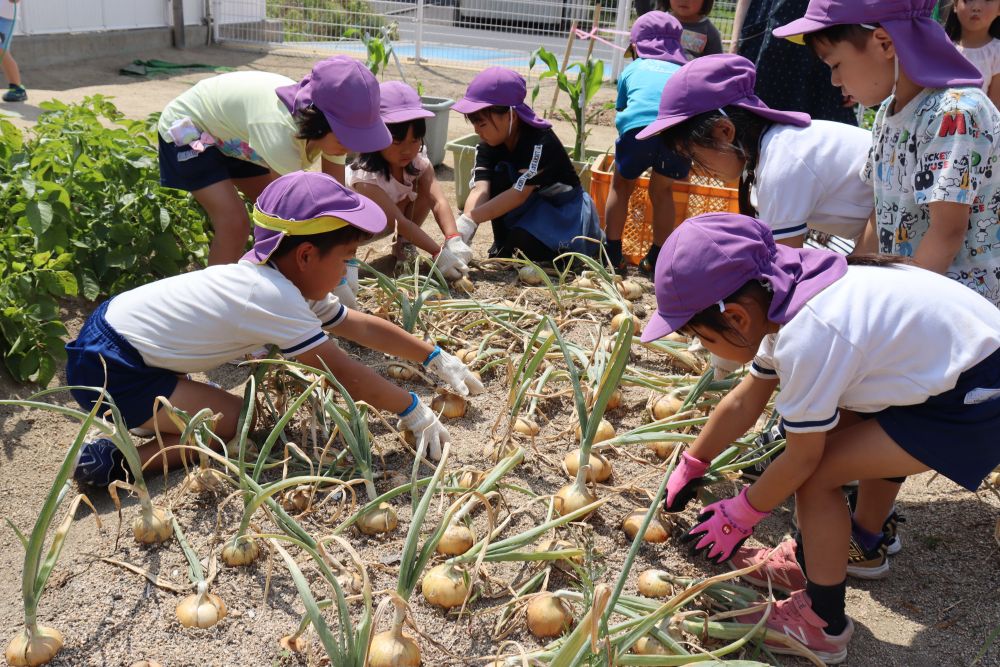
[590,154,740,265]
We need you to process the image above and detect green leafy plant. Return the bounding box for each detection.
[267,0,384,42]
[344,28,393,77]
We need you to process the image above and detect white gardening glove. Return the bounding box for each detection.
[425,346,484,396]
[398,393,451,461]
[345,259,360,293]
[710,353,743,381]
[445,234,474,265]
[434,245,469,281]
[333,277,358,310]
[456,213,478,246]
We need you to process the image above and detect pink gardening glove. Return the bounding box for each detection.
[663,452,710,513]
[683,486,768,564]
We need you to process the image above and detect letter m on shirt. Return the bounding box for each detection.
[939,111,968,138]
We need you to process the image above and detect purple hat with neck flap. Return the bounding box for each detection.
[379,81,435,124]
[773,0,982,89]
[630,11,686,65]
[451,67,551,129]
[636,54,811,140]
[275,56,392,153]
[640,212,847,343]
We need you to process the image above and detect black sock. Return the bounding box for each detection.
[605,239,623,267]
[644,243,661,267]
[793,530,808,579]
[805,579,848,635]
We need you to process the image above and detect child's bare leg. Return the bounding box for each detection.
[605,168,635,244]
[134,377,242,471]
[648,172,677,246]
[2,50,21,87]
[852,478,903,534]
[192,180,254,265]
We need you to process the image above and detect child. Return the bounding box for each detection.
[452,67,603,262]
[158,56,390,265]
[0,0,24,102]
[66,172,483,487]
[947,0,1000,109]
[637,54,876,251]
[605,11,691,274]
[665,0,723,60]
[348,81,471,283]
[652,212,1000,663]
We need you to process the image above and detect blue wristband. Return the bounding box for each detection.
[398,391,420,417]
[423,345,442,367]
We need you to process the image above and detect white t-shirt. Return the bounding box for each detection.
[158,71,320,176]
[105,262,346,374]
[957,39,1000,94]
[749,265,1000,433]
[752,121,874,241]
[347,150,432,205]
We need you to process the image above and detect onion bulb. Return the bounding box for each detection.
[633,636,671,655]
[646,441,680,460]
[606,388,623,410]
[130,662,163,667]
[431,391,467,419]
[617,279,644,300]
[562,451,612,483]
[513,417,540,436]
[988,471,1000,487]
[421,563,469,609]
[437,524,475,555]
[5,626,64,666]
[554,477,598,517]
[455,348,477,364]
[221,537,259,567]
[457,469,485,490]
[650,394,685,420]
[133,506,172,544]
[387,363,416,380]
[518,265,545,285]
[186,468,222,494]
[453,276,475,294]
[574,419,615,444]
[665,332,689,343]
[176,582,227,628]
[401,429,416,446]
[279,635,307,653]
[526,593,573,638]
[610,312,638,334]
[637,569,672,598]
[574,276,596,289]
[621,509,670,543]
[358,502,398,535]
[281,486,312,513]
[368,628,420,667]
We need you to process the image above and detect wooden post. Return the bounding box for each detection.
[549,21,577,116]
[172,0,186,49]
[584,4,602,63]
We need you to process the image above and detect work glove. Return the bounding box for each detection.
[663,451,709,512]
[456,213,478,246]
[711,354,743,381]
[425,346,484,397]
[333,277,358,310]
[398,393,451,461]
[345,259,360,293]
[683,486,768,564]
[434,245,470,281]
[446,234,474,265]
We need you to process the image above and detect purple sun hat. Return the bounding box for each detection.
[773,0,982,89]
[275,56,392,153]
[451,67,552,129]
[380,81,435,124]
[242,171,387,265]
[630,11,686,65]
[635,55,811,141]
[640,213,847,343]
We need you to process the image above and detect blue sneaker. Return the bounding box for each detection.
[74,438,130,487]
[2,85,26,102]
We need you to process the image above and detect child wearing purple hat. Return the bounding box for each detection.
[348,81,471,284]
[158,56,391,265]
[605,11,692,275]
[649,212,1000,662]
[451,67,603,262]
[64,172,481,487]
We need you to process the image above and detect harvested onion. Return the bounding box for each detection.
[5,626,63,667]
[637,569,672,598]
[130,662,164,667]
[458,469,485,490]
[358,502,398,535]
[421,563,469,609]
[437,524,475,556]
[387,363,416,380]
[562,451,612,483]
[368,628,420,667]
[621,509,670,543]
[133,506,172,545]
[554,477,597,517]
[610,312,639,334]
[455,348,478,364]
[279,635,307,653]
[186,468,222,494]
[518,265,545,285]
[617,279,644,300]
[574,419,615,444]
[650,394,685,420]
[431,391,467,419]
[574,276,596,289]
[526,593,573,638]
[646,441,680,460]
[453,276,475,294]
[633,635,671,655]
[513,417,540,436]
[176,582,227,628]
[221,537,259,567]
[280,486,311,513]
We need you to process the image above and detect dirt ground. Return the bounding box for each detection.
[1,44,999,667]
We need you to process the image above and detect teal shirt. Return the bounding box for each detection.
[615,58,683,135]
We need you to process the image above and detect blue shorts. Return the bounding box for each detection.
[614,127,691,181]
[158,134,270,192]
[65,300,179,429]
[0,17,14,52]
[874,346,1000,491]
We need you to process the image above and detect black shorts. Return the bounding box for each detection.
[158,134,270,192]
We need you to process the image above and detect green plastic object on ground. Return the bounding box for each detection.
[119,59,234,77]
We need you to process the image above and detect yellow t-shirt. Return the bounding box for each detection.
[158,71,321,175]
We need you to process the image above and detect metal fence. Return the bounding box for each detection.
[212,0,737,80]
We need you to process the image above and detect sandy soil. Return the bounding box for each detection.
[0,44,998,667]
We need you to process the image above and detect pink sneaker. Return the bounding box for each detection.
[741,590,854,664]
[729,539,806,595]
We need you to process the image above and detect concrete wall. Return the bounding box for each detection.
[13,0,206,35]
[11,24,210,68]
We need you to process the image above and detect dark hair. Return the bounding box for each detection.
[350,118,427,181]
[945,3,1000,41]
[678,254,911,345]
[665,0,715,16]
[294,105,332,140]
[465,105,512,125]
[270,226,373,260]
[802,23,879,53]
[659,105,774,217]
